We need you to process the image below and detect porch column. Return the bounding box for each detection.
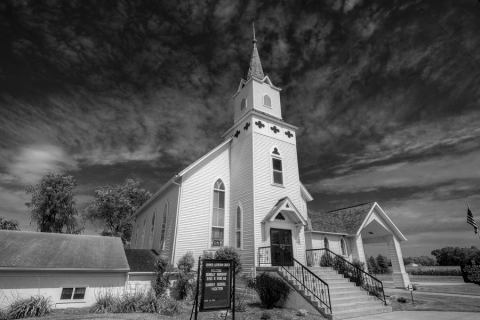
[351,234,367,265]
[387,235,410,288]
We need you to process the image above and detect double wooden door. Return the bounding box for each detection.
[270,228,293,266]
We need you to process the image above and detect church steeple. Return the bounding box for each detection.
[247,23,264,80]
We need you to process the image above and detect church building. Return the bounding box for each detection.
[131,33,410,291]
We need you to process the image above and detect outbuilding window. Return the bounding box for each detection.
[212,179,225,247]
[60,287,86,300]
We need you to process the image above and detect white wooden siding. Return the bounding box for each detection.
[229,122,255,273]
[131,184,179,263]
[252,125,307,265]
[173,144,231,265]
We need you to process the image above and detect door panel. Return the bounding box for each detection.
[270,228,293,266]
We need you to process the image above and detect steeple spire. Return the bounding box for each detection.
[247,23,265,80]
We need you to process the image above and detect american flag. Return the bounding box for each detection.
[467,208,478,234]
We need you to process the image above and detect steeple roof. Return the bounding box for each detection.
[247,24,265,80]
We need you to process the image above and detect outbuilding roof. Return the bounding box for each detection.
[0,230,129,272]
[308,202,374,235]
[124,249,159,272]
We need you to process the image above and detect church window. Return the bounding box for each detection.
[240,98,247,111]
[341,238,348,256]
[150,210,156,245]
[324,237,329,250]
[263,95,271,108]
[236,206,242,249]
[271,149,283,185]
[212,179,225,247]
[160,203,168,250]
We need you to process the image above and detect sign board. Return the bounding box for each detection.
[407,284,413,291]
[199,259,232,311]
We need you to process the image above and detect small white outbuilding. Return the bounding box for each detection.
[0,230,130,309]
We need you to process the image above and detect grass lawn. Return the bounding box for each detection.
[389,291,480,313]
[415,283,480,296]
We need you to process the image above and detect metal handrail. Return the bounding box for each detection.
[280,257,332,314]
[257,246,271,266]
[306,248,386,305]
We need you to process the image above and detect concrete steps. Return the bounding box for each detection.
[278,265,391,320]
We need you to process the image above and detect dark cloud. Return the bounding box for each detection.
[0,0,479,255]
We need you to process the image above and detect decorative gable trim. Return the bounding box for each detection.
[262,197,307,226]
[356,202,407,241]
[300,183,313,202]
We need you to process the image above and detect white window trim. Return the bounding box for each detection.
[263,94,272,108]
[159,202,168,250]
[270,148,284,187]
[210,178,226,249]
[240,98,247,111]
[235,203,243,250]
[60,287,87,301]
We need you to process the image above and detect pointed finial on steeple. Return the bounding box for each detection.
[247,22,264,80]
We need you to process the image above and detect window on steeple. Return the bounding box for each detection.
[212,179,225,247]
[271,148,283,186]
[263,95,271,108]
[240,98,247,111]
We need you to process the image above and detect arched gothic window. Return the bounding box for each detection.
[324,237,329,250]
[212,179,225,247]
[341,238,348,256]
[240,98,247,111]
[271,148,283,185]
[236,205,242,249]
[263,95,271,108]
[150,210,156,246]
[160,203,168,250]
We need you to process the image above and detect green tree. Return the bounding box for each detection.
[0,216,20,230]
[87,178,151,245]
[376,254,388,273]
[431,246,480,266]
[26,172,83,233]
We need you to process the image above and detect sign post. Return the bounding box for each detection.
[407,283,415,304]
[191,258,235,320]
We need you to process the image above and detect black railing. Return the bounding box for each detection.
[257,246,332,314]
[257,246,271,266]
[280,257,332,314]
[306,248,386,305]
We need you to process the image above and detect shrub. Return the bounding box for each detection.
[397,297,407,303]
[254,273,290,309]
[214,246,242,274]
[90,291,117,313]
[158,296,183,316]
[139,291,160,313]
[172,271,194,300]
[178,251,195,273]
[153,256,170,297]
[260,311,272,319]
[116,292,145,313]
[320,254,332,267]
[6,296,52,319]
[352,259,366,271]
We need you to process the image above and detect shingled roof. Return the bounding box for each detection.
[0,230,129,271]
[308,202,374,235]
[124,249,159,272]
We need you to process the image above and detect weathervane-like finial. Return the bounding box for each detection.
[252,22,256,44]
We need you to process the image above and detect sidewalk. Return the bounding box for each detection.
[386,287,480,299]
[353,311,480,320]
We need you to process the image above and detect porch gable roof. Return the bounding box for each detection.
[263,197,307,225]
[308,202,374,235]
[308,202,407,241]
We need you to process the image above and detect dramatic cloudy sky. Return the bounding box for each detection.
[1,0,479,256]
